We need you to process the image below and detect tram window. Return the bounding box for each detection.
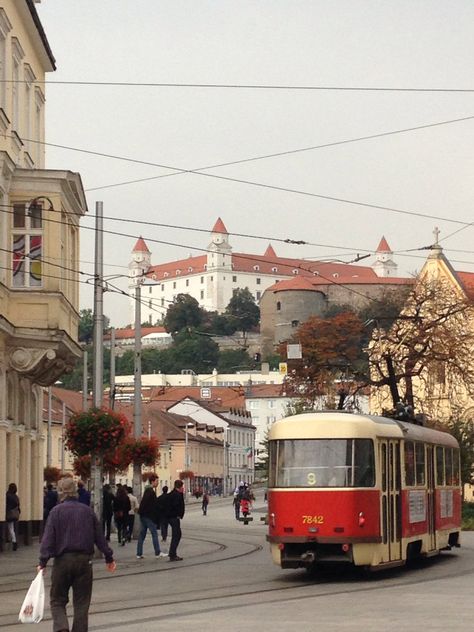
[436,446,445,486]
[381,443,387,492]
[452,449,460,485]
[415,443,425,486]
[404,442,415,486]
[268,438,375,488]
[445,448,453,486]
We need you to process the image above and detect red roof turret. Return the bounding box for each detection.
[133,237,150,253]
[376,236,392,253]
[211,217,228,234]
[264,244,277,258]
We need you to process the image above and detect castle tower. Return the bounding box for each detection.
[372,236,398,277]
[207,217,232,271]
[129,236,151,288]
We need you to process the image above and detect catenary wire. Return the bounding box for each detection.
[3,79,474,92]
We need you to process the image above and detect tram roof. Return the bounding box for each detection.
[269,412,459,448]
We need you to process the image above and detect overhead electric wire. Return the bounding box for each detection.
[10,112,474,229]
[3,79,474,92]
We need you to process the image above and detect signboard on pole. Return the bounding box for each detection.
[287,343,302,359]
[279,362,288,375]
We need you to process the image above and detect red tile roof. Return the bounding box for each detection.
[264,244,277,257]
[376,236,392,253]
[211,217,228,234]
[266,273,412,293]
[104,326,167,341]
[132,236,150,253]
[456,271,474,300]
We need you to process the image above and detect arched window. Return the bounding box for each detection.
[276,301,281,311]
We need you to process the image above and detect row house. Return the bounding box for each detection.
[0,1,87,548]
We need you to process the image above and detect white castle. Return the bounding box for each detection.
[129,218,397,324]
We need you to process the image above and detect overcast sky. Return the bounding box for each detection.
[37,1,474,327]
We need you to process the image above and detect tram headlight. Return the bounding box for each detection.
[358,511,366,527]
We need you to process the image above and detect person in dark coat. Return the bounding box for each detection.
[202,492,209,516]
[6,483,20,550]
[136,476,166,558]
[102,484,115,541]
[156,485,169,543]
[77,481,91,506]
[166,480,185,561]
[113,486,131,546]
[43,483,58,524]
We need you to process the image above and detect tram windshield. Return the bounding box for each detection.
[269,439,375,488]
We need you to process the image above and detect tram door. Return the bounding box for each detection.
[426,446,436,550]
[380,440,402,562]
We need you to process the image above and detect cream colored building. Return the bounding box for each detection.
[0,1,87,547]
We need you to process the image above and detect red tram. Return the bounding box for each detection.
[267,412,461,571]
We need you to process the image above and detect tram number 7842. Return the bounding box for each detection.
[302,515,324,524]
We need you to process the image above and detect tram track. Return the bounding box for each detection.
[1,528,472,629]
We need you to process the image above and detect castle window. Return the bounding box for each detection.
[333,273,339,278]
[173,281,176,289]
[313,271,319,276]
[164,272,169,277]
[291,320,299,328]
[188,267,193,272]
[12,202,43,288]
[201,276,204,283]
[161,284,164,291]
[276,301,281,311]
[152,274,157,280]
[256,291,261,301]
[176,269,181,275]
[161,298,164,306]
[253,265,260,271]
[232,275,237,282]
[271,267,278,273]
[186,279,189,287]
[200,290,204,299]
[256,278,261,285]
[292,269,299,275]
[149,287,152,294]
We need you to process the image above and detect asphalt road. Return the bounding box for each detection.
[1,494,473,632]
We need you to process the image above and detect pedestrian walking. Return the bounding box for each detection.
[166,480,185,561]
[136,476,166,559]
[43,484,58,524]
[5,483,20,551]
[233,491,241,521]
[126,486,138,542]
[202,492,209,516]
[77,481,91,506]
[156,485,169,543]
[102,484,115,541]
[38,477,116,632]
[113,485,131,546]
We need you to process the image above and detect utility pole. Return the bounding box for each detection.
[47,386,52,468]
[133,281,144,505]
[109,327,116,409]
[82,348,88,411]
[91,201,104,520]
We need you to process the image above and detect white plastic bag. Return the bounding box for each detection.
[18,570,45,624]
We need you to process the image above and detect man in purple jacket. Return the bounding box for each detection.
[39,478,115,632]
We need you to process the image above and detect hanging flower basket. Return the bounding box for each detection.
[123,436,159,467]
[179,470,195,480]
[73,455,91,480]
[142,471,157,482]
[65,408,130,457]
[43,466,61,484]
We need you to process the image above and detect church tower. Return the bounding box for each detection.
[372,236,398,277]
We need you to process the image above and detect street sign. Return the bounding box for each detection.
[279,362,288,375]
[200,387,212,399]
[287,343,302,359]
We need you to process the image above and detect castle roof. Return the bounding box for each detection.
[211,217,228,234]
[264,244,277,257]
[376,236,392,253]
[132,237,151,253]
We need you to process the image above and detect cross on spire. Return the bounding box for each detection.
[433,226,440,245]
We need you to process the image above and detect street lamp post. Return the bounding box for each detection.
[184,422,194,497]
